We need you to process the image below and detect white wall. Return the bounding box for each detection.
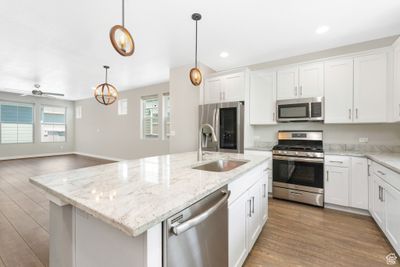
[0,91,75,159]
[74,83,169,160]
[169,64,214,153]
[252,123,400,145]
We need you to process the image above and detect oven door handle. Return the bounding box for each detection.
[273,155,324,163]
[171,190,230,236]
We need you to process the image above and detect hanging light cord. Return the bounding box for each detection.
[104,66,109,83]
[122,0,125,28]
[195,19,198,68]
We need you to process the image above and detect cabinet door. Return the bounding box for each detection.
[324,59,354,123]
[246,182,261,249]
[260,173,269,224]
[249,71,277,125]
[222,72,245,102]
[325,166,349,206]
[385,183,400,254]
[354,53,387,123]
[298,62,324,98]
[350,157,369,210]
[372,174,386,228]
[394,44,400,121]
[228,192,248,267]
[277,67,298,100]
[204,77,222,104]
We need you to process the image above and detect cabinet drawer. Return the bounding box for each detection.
[228,163,266,204]
[371,161,400,192]
[325,155,350,167]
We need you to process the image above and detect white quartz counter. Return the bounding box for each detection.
[30,152,269,237]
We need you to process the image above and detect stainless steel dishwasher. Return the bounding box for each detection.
[163,186,230,267]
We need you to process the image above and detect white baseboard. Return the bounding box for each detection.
[0,152,73,161]
[325,203,371,216]
[72,152,124,162]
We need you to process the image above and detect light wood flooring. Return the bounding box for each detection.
[0,155,112,267]
[0,155,398,266]
[245,198,399,267]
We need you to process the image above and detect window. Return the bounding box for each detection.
[41,106,66,143]
[0,102,34,144]
[118,99,128,115]
[163,93,170,139]
[142,96,159,138]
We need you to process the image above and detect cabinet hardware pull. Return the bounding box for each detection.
[251,196,255,214]
[355,108,358,119]
[248,199,252,217]
[294,86,298,96]
[381,188,385,202]
[326,170,329,182]
[379,186,383,201]
[299,85,302,96]
[377,170,386,176]
[272,112,275,122]
[348,109,351,120]
[329,160,343,164]
[263,184,267,198]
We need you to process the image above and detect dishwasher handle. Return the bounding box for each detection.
[171,190,230,236]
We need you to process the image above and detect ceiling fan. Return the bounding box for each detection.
[23,84,64,98]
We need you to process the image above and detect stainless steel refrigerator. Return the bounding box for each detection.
[199,101,244,153]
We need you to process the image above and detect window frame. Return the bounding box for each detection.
[0,101,35,145]
[141,95,160,139]
[40,105,67,143]
[162,93,170,140]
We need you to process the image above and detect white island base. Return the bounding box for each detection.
[49,197,162,267]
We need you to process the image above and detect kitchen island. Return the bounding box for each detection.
[30,151,270,267]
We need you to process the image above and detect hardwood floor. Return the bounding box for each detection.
[0,155,113,267]
[245,198,399,267]
[0,155,398,266]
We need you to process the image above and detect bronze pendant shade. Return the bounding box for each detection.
[94,66,118,105]
[110,0,134,56]
[189,13,202,86]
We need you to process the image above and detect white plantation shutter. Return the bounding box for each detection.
[142,96,159,138]
[41,106,66,142]
[0,103,33,144]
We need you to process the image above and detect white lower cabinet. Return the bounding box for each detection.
[325,165,349,206]
[228,191,249,267]
[370,161,400,255]
[228,163,268,267]
[350,157,369,209]
[324,156,368,209]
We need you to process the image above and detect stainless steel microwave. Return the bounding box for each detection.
[276,97,324,122]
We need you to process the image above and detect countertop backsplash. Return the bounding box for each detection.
[324,143,400,154]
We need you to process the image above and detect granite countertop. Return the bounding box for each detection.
[30,152,269,237]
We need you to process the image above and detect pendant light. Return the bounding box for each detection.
[189,13,202,86]
[94,66,118,105]
[110,0,134,56]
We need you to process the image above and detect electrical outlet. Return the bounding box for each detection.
[359,137,368,143]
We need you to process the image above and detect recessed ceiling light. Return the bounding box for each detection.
[315,25,330,34]
[220,51,229,58]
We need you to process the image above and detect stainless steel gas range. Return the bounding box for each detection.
[272,131,324,207]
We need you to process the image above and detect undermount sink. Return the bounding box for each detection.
[192,159,249,172]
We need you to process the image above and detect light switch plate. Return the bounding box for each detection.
[359,137,368,143]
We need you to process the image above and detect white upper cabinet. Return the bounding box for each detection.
[223,72,245,102]
[393,38,400,121]
[324,59,354,123]
[354,53,387,123]
[249,70,277,125]
[204,77,223,104]
[350,157,368,210]
[277,67,298,99]
[203,71,246,104]
[277,63,323,100]
[298,62,324,98]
